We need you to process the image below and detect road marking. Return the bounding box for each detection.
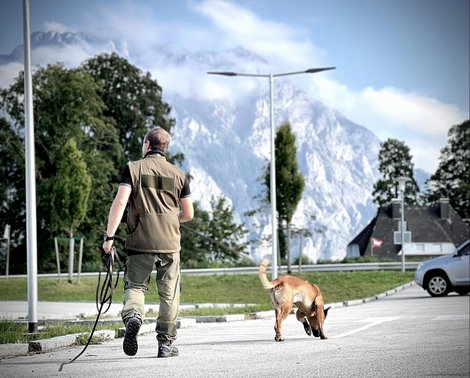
[333,317,400,339]
[433,315,469,321]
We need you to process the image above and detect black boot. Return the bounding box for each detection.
[158,343,179,358]
[123,317,141,356]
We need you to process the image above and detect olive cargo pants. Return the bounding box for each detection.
[122,251,180,345]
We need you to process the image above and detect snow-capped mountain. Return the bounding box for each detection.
[1,31,417,262]
[168,84,381,262]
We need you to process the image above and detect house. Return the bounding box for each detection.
[347,198,469,258]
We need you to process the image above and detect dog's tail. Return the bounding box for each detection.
[259,259,275,290]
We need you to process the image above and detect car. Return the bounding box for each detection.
[415,240,470,297]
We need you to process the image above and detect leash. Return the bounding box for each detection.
[59,245,123,371]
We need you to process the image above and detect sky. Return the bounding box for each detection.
[0,0,468,173]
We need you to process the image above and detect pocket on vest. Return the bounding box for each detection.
[126,212,180,252]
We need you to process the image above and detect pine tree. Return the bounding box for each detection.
[372,138,419,206]
[424,120,470,222]
[264,121,305,260]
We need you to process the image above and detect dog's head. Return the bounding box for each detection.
[308,305,330,337]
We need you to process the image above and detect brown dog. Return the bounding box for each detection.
[259,259,329,342]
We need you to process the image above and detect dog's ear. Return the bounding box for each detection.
[324,306,331,317]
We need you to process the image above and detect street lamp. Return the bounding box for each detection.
[207,66,335,279]
[397,176,411,272]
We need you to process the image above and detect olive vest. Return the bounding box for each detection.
[125,154,186,253]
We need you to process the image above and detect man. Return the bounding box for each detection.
[102,127,194,358]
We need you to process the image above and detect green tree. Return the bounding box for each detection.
[180,197,249,268]
[372,138,419,206]
[51,138,92,281]
[264,122,305,261]
[52,138,92,235]
[0,64,120,273]
[424,120,470,222]
[81,53,175,162]
[0,117,26,274]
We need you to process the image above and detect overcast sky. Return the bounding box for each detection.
[0,0,468,173]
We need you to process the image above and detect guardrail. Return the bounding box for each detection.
[0,262,419,279]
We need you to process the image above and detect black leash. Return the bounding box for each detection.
[59,246,123,371]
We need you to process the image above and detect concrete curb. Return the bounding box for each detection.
[0,282,415,359]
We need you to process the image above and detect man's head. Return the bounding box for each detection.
[143,127,171,156]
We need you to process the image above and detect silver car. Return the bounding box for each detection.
[415,240,470,297]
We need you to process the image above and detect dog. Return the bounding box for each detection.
[259,259,330,342]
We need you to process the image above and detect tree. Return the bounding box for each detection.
[264,121,305,262]
[180,197,249,268]
[81,53,175,162]
[51,138,92,281]
[372,138,419,206]
[0,64,121,273]
[0,117,26,274]
[424,120,470,222]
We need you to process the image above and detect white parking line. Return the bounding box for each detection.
[333,317,400,338]
[432,315,469,321]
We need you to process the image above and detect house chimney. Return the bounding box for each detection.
[392,198,401,219]
[440,198,450,219]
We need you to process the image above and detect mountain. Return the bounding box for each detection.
[168,83,381,262]
[1,30,429,262]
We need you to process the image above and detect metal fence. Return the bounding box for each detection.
[0,262,420,279]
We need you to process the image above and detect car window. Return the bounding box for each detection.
[458,243,470,256]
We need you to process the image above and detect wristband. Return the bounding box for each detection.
[105,235,114,241]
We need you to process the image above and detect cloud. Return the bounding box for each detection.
[0,0,466,174]
[43,21,69,33]
[191,0,326,69]
[0,62,23,88]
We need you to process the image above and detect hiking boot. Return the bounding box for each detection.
[123,317,141,356]
[158,344,179,358]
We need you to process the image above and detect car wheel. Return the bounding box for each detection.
[426,274,450,297]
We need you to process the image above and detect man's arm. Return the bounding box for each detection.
[102,185,132,253]
[179,197,194,223]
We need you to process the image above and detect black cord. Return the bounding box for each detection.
[59,246,123,371]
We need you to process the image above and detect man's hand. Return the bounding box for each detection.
[102,239,114,254]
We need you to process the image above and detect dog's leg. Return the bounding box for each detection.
[274,305,291,342]
[296,310,312,336]
[308,305,328,340]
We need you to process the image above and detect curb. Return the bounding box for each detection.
[0,282,415,359]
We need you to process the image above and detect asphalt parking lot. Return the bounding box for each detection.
[0,284,469,377]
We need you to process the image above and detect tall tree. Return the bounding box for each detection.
[0,117,26,274]
[264,121,305,261]
[82,53,175,162]
[0,64,120,273]
[424,120,470,222]
[372,138,419,206]
[51,138,92,280]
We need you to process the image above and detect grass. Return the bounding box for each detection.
[0,320,123,344]
[0,270,414,344]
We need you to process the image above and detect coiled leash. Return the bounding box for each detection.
[59,245,123,371]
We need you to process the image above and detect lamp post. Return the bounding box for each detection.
[23,0,38,334]
[207,67,335,279]
[397,176,411,272]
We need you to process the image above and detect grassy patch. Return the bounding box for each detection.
[0,319,123,344]
[0,271,414,307]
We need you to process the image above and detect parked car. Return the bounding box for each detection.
[415,240,470,297]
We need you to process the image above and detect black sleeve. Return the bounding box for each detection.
[120,165,132,187]
[180,176,191,198]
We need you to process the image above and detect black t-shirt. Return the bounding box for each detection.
[120,155,191,198]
